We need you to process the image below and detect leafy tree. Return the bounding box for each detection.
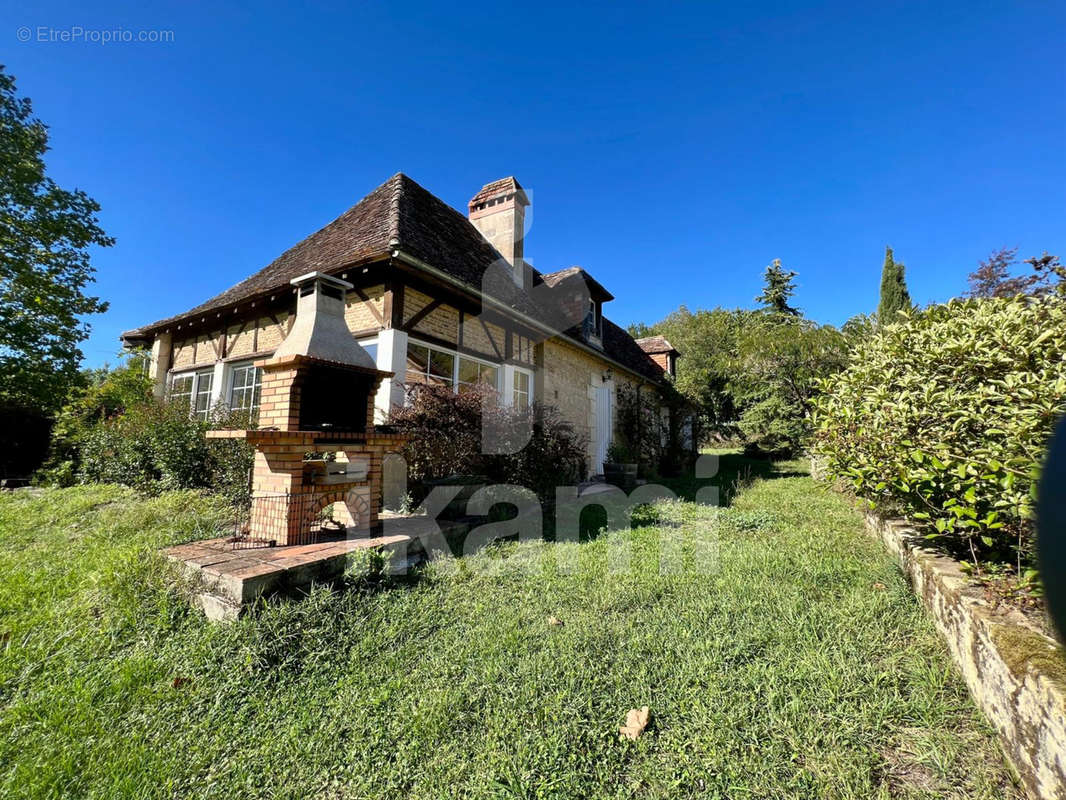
[626,321,654,339]
[635,306,749,437]
[877,246,912,322]
[0,66,112,413]
[732,316,849,454]
[965,248,1064,298]
[841,312,877,344]
[965,247,1028,298]
[755,259,799,316]
[1025,251,1066,296]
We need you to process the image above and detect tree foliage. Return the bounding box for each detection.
[38,353,255,505]
[965,247,1065,299]
[0,67,113,412]
[386,385,588,502]
[813,295,1066,567]
[754,259,799,316]
[634,306,848,455]
[732,316,849,454]
[876,246,911,322]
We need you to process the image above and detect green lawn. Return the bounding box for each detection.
[0,454,1020,798]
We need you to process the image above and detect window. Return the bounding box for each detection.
[406,342,455,388]
[229,363,262,414]
[457,355,499,394]
[192,370,214,420]
[169,373,194,408]
[169,370,213,420]
[512,368,531,408]
[403,340,500,400]
[584,299,602,339]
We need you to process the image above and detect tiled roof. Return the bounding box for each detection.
[635,335,677,354]
[604,320,666,381]
[124,172,666,384]
[125,173,535,335]
[538,266,614,300]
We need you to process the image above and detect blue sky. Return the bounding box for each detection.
[5,0,1064,367]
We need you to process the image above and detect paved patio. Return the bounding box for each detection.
[164,529,413,620]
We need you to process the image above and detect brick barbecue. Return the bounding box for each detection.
[208,271,407,546]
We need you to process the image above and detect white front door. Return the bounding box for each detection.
[594,382,613,474]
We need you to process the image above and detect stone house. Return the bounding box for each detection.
[121,173,690,476]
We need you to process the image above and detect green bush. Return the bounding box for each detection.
[76,400,255,505]
[813,295,1066,564]
[387,384,587,502]
[38,355,254,505]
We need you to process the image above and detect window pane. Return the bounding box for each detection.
[515,371,530,393]
[429,350,454,379]
[193,372,213,419]
[361,342,378,362]
[170,374,193,403]
[457,357,479,384]
[406,344,429,375]
[229,365,262,413]
[481,365,498,387]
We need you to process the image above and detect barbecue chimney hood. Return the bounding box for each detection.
[269,272,377,370]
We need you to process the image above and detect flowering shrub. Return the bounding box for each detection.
[813,295,1066,564]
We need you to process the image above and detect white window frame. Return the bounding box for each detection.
[505,365,533,408]
[227,361,263,415]
[403,337,502,400]
[168,369,214,420]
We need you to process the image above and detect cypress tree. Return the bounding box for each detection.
[878,247,912,322]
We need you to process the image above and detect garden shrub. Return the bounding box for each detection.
[813,295,1066,566]
[614,382,693,477]
[386,385,587,502]
[39,356,255,505]
[76,400,255,505]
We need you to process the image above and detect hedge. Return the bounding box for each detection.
[813,295,1066,563]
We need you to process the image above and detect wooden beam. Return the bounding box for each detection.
[352,287,384,326]
[403,298,443,332]
[383,279,405,330]
[479,317,503,360]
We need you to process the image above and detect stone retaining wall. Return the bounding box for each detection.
[863,511,1066,799]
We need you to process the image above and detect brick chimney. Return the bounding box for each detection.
[468,177,529,287]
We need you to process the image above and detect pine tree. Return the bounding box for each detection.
[755,259,799,316]
[877,247,912,322]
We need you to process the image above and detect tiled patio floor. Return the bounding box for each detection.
[163,529,413,620]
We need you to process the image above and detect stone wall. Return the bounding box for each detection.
[540,337,648,473]
[864,511,1066,799]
